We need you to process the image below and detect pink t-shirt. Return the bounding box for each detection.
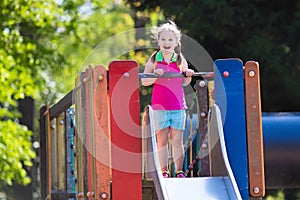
[152,56,185,110]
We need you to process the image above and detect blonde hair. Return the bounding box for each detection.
[150,20,183,65]
[151,20,182,45]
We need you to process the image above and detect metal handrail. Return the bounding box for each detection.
[139,72,214,79]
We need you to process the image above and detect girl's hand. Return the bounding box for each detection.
[182,69,194,86]
[184,69,194,77]
[154,68,164,76]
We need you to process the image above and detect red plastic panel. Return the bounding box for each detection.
[109,61,142,200]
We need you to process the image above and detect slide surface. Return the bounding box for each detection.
[142,105,242,200]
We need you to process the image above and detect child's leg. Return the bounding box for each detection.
[170,128,184,172]
[156,127,170,172]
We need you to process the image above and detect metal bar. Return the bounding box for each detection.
[138,72,214,79]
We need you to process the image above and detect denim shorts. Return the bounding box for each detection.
[153,110,186,131]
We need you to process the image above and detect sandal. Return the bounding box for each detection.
[162,171,170,178]
[176,171,186,178]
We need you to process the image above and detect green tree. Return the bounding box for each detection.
[0,0,137,188]
[0,0,86,186]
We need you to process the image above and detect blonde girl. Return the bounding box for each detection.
[142,21,194,178]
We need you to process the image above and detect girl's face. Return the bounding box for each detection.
[157,30,178,53]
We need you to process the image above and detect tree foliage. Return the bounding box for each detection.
[0,0,85,186]
[0,120,35,185]
[0,0,135,187]
[125,0,300,111]
[56,0,136,95]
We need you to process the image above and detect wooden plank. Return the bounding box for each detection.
[208,126,227,177]
[142,180,157,200]
[196,80,210,177]
[57,112,66,191]
[74,73,84,197]
[65,110,72,192]
[93,65,111,199]
[46,103,52,200]
[66,109,76,193]
[89,65,97,198]
[109,60,142,200]
[84,67,93,195]
[39,106,47,200]
[50,90,73,119]
[244,61,265,197]
[51,119,57,190]
[80,72,88,196]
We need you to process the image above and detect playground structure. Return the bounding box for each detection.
[39,58,300,200]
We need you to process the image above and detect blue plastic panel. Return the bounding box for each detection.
[214,58,249,200]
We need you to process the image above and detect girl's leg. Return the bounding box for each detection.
[156,127,170,172]
[170,128,184,172]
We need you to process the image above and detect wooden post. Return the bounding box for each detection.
[84,66,93,194]
[196,80,210,176]
[244,61,265,197]
[74,73,84,197]
[46,103,52,200]
[39,106,47,200]
[57,112,66,192]
[93,65,111,200]
[51,119,57,191]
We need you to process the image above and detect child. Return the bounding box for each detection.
[141,21,194,178]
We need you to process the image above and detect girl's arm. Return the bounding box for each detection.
[181,57,194,86]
